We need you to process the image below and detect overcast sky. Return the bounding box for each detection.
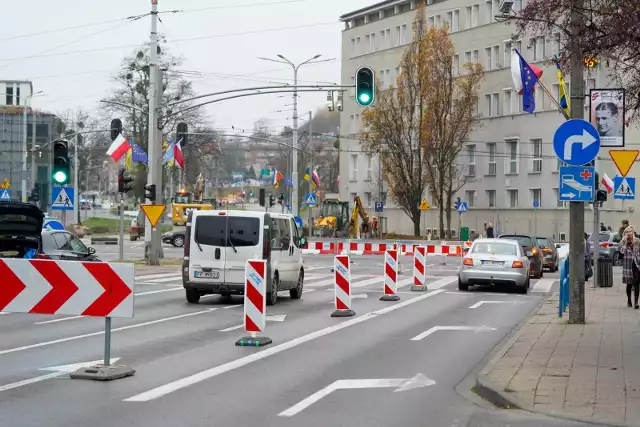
[1,0,373,133]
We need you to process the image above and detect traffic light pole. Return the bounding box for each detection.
[119,193,125,262]
[74,133,79,225]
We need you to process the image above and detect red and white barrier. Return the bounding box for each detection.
[0,259,134,317]
[302,241,461,257]
[237,259,272,346]
[381,249,401,301]
[411,246,427,291]
[331,255,355,317]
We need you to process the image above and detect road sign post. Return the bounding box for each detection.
[456,202,467,240]
[419,199,430,237]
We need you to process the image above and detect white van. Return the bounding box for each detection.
[182,210,307,305]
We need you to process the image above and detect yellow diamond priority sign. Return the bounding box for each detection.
[609,150,639,177]
[141,204,167,228]
[419,199,431,210]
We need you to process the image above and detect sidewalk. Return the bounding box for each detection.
[476,280,640,426]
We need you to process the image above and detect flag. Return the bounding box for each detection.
[131,141,148,164]
[125,147,132,170]
[553,56,570,117]
[304,167,320,189]
[106,134,131,162]
[163,141,176,166]
[601,173,614,194]
[174,139,185,169]
[511,50,541,113]
[273,168,284,188]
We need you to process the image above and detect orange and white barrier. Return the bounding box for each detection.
[380,249,401,301]
[411,246,427,291]
[302,241,462,256]
[236,259,272,346]
[331,255,355,317]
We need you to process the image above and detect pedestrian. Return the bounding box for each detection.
[607,225,613,232]
[619,219,629,240]
[619,225,640,309]
[600,222,606,232]
[486,222,494,238]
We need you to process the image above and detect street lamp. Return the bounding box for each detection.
[256,54,333,217]
[17,90,43,202]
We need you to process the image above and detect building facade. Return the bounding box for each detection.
[339,0,640,239]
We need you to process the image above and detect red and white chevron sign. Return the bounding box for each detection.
[244,259,267,333]
[0,259,134,318]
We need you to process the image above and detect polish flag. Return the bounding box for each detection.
[106,134,131,162]
[174,140,185,169]
[601,173,614,194]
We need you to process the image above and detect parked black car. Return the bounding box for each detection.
[162,230,185,247]
[536,237,559,272]
[498,234,544,278]
[41,230,100,261]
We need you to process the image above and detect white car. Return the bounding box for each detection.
[182,210,306,305]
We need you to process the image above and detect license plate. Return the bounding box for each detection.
[194,271,219,279]
[482,260,503,266]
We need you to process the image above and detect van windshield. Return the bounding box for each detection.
[195,216,260,247]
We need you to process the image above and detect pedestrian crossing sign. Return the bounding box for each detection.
[613,176,635,200]
[0,189,10,200]
[0,178,10,189]
[419,199,431,210]
[51,187,74,211]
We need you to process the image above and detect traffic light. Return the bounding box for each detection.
[278,192,285,204]
[118,168,134,194]
[144,184,156,202]
[269,194,275,207]
[28,185,40,203]
[52,139,70,185]
[259,189,266,206]
[249,191,254,197]
[355,66,375,107]
[176,122,188,146]
[110,118,123,141]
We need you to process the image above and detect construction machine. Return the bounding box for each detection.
[171,174,213,225]
[346,195,371,238]
[314,194,350,237]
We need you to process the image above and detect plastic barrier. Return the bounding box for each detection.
[558,256,569,317]
[381,249,400,301]
[236,259,272,346]
[411,246,427,292]
[331,255,355,317]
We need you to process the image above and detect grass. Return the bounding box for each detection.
[81,217,173,234]
[131,258,184,266]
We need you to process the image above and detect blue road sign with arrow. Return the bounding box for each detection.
[457,202,468,213]
[558,166,595,202]
[553,119,600,166]
[613,176,635,200]
[43,219,65,230]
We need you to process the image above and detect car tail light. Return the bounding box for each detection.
[36,254,51,259]
[512,260,524,268]
[542,248,552,253]
[600,242,611,248]
[463,258,473,266]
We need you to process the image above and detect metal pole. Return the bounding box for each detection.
[74,133,79,224]
[308,110,313,236]
[569,0,586,323]
[533,206,537,237]
[291,67,299,217]
[21,98,29,202]
[119,193,125,262]
[592,62,602,288]
[104,317,111,366]
[30,115,36,197]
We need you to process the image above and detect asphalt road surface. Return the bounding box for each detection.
[0,254,609,427]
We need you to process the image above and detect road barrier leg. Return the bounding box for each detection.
[236,260,272,346]
[380,249,401,301]
[411,246,428,291]
[331,255,356,317]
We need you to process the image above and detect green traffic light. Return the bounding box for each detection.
[53,171,67,184]
[358,92,371,104]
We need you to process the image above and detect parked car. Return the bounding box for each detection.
[458,238,530,294]
[497,234,544,278]
[536,237,559,272]
[162,230,185,247]
[41,230,100,261]
[588,232,622,265]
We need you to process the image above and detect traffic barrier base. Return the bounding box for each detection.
[70,364,136,381]
[236,334,273,347]
[236,259,272,346]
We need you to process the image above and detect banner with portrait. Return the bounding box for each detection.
[590,89,625,147]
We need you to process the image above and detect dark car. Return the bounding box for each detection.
[588,232,622,265]
[0,201,45,258]
[41,230,100,261]
[162,230,185,247]
[536,237,559,272]
[498,234,544,278]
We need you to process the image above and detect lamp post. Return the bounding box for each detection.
[21,90,43,201]
[256,54,332,217]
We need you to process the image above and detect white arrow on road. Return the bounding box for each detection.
[410,325,496,341]
[278,373,436,417]
[564,129,597,160]
[219,315,286,332]
[469,300,523,309]
[0,358,120,393]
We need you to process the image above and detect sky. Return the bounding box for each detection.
[1,0,373,134]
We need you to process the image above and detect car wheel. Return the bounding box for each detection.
[290,270,304,299]
[267,273,279,306]
[458,277,469,291]
[186,288,200,304]
[515,283,528,294]
[172,235,185,248]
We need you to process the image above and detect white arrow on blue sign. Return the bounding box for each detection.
[553,119,600,166]
[558,166,595,202]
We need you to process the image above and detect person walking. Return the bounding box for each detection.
[619,225,640,308]
[486,222,494,238]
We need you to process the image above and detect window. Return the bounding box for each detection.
[350,76,355,98]
[350,114,357,134]
[350,154,358,181]
[195,216,260,247]
[365,192,372,207]
[532,36,544,61]
[67,235,87,253]
[270,218,291,250]
[504,41,512,68]
[554,189,567,208]
[503,89,512,114]
[5,87,13,105]
[16,87,20,106]
[552,33,561,56]
[467,145,476,176]
[290,219,301,247]
[453,54,460,76]
[485,0,493,23]
[492,93,499,116]
[428,16,435,27]
[472,96,479,117]
[492,45,500,69]
[472,49,479,63]
[492,0,500,21]
[435,15,442,27]
[464,51,471,65]
[486,190,496,207]
[487,143,497,175]
[485,47,492,69]
[465,190,476,207]
[366,154,372,180]
[507,140,518,174]
[394,66,401,84]
[507,189,518,208]
[530,188,541,207]
[351,38,356,57]
[354,37,361,56]
[471,4,479,27]
[365,34,371,53]
[512,0,523,12]
[531,138,542,172]
[395,26,401,46]
[379,30,386,49]
[466,6,472,29]
[452,10,460,32]
[401,24,408,44]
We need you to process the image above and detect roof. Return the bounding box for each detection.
[339,0,406,21]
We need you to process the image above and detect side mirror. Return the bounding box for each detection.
[526,251,533,257]
[88,247,96,255]
[555,244,561,249]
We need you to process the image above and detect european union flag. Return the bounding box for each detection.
[131,141,148,164]
[517,51,539,114]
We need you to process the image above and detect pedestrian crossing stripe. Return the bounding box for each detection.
[0,189,10,200]
[615,177,635,197]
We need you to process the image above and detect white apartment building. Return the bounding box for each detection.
[339,0,640,239]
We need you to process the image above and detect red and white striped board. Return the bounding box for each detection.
[0,259,134,318]
[380,250,400,301]
[411,246,427,291]
[243,259,267,333]
[302,240,462,256]
[331,255,355,317]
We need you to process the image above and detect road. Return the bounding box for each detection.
[0,253,608,427]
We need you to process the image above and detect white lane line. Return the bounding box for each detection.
[469,300,523,309]
[351,277,382,288]
[0,312,9,316]
[35,315,84,325]
[135,273,181,281]
[135,287,183,296]
[124,289,447,402]
[427,276,459,289]
[0,309,218,356]
[531,279,555,293]
[445,291,509,296]
[410,325,496,341]
[219,324,244,332]
[147,276,183,283]
[302,289,316,294]
[223,305,242,310]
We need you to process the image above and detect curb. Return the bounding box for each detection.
[91,237,118,245]
[472,292,639,427]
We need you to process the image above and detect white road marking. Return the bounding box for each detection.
[0,309,218,356]
[351,277,383,288]
[410,325,496,341]
[35,315,84,325]
[444,291,509,296]
[147,276,183,283]
[0,312,9,316]
[135,273,181,281]
[469,300,523,309]
[219,314,286,332]
[124,289,447,402]
[531,279,555,293]
[135,287,182,296]
[223,305,242,309]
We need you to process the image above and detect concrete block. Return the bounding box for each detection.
[70,364,135,381]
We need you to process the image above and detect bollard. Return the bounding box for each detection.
[380,249,401,301]
[331,255,355,317]
[236,259,272,346]
[411,246,428,291]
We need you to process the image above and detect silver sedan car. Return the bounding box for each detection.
[458,238,531,294]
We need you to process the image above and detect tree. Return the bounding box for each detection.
[361,5,483,236]
[513,0,640,123]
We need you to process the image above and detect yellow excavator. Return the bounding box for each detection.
[171,173,213,225]
[346,195,371,238]
[314,194,371,238]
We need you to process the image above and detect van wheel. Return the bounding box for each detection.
[186,288,200,304]
[267,274,279,306]
[290,270,304,299]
